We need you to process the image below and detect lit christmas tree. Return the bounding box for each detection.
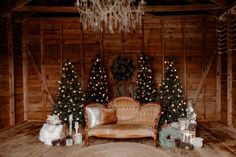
[134,55,158,104]
[157,58,187,125]
[86,56,109,104]
[53,59,85,127]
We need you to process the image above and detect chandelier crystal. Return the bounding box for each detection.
[75,0,146,33]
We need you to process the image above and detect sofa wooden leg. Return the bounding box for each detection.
[85,135,89,146]
[154,137,157,148]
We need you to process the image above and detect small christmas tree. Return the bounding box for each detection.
[86,56,109,104]
[134,55,158,103]
[157,58,187,125]
[53,59,85,127]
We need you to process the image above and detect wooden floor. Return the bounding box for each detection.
[0,122,236,157]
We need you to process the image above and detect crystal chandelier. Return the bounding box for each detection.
[75,0,146,33]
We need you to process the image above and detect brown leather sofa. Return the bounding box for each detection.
[84,97,162,147]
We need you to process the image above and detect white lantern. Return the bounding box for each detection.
[190,137,203,147]
[178,118,189,130]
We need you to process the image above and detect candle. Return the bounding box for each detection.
[69,114,73,136]
[69,114,73,121]
[75,122,79,134]
[75,122,79,129]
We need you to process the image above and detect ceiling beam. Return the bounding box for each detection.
[0,0,32,16]
[144,4,222,12]
[232,5,236,14]
[219,4,236,21]
[208,0,228,7]
[13,4,222,13]
[184,0,200,4]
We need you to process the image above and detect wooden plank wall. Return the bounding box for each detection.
[218,15,236,128]
[13,20,24,124]
[218,20,228,125]
[231,16,236,128]
[24,14,217,122]
[0,17,10,129]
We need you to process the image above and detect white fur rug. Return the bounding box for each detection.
[69,142,172,157]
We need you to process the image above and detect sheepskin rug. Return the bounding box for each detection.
[69,142,171,157]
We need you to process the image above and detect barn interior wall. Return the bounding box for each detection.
[23,14,218,122]
[0,17,10,129]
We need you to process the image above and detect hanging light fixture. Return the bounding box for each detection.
[75,0,146,33]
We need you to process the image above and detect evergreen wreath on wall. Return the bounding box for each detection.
[111,56,135,81]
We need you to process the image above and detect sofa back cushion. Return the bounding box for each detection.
[132,102,162,126]
[108,97,140,121]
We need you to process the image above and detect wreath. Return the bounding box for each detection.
[159,127,182,147]
[111,56,135,81]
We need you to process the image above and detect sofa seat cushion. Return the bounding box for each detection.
[88,124,154,138]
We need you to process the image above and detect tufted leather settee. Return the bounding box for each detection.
[84,97,162,147]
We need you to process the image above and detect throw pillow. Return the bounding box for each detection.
[86,107,101,128]
[100,108,117,125]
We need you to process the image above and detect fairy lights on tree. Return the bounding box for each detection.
[52,59,85,127]
[157,58,187,125]
[86,56,109,104]
[134,55,157,104]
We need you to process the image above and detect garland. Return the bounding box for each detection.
[111,56,135,81]
[159,127,182,147]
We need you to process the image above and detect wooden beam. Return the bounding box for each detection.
[231,5,236,15]
[0,0,32,16]
[216,54,221,121]
[80,23,84,88]
[161,18,165,75]
[7,14,15,126]
[227,16,232,127]
[141,18,144,53]
[209,0,228,7]
[182,18,187,97]
[219,4,236,21]
[27,45,54,106]
[14,4,222,13]
[184,0,199,4]
[144,4,222,12]
[22,19,28,121]
[40,27,47,120]
[201,17,207,120]
[193,51,216,105]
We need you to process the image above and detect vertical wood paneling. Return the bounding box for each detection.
[43,20,61,115]
[231,16,236,128]
[22,19,28,121]
[27,20,42,121]
[221,53,228,124]
[218,20,228,124]
[227,16,233,127]
[216,54,221,121]
[40,26,46,120]
[7,14,15,126]
[182,19,187,97]
[13,19,24,124]
[185,17,204,120]
[24,15,217,122]
[0,17,10,129]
